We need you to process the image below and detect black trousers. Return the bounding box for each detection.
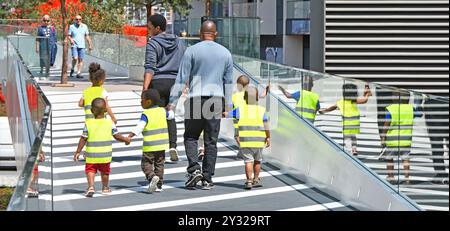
[150,78,177,149]
[422,98,449,176]
[183,97,224,183]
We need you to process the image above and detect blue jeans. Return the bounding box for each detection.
[50,44,57,66]
[71,47,85,60]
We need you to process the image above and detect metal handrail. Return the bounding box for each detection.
[234,62,423,211]
[6,36,52,211]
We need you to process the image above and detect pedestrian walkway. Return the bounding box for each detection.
[34,69,354,211]
[271,88,449,211]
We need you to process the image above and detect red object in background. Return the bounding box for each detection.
[0,91,5,104]
[123,25,147,37]
[26,83,38,112]
[37,0,86,15]
[123,25,148,47]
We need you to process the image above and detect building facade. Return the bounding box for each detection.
[182,0,449,96]
[311,0,449,96]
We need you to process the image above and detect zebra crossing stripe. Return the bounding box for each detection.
[95,184,309,211]
[40,150,238,173]
[39,170,286,202]
[39,160,245,186]
[278,202,346,211]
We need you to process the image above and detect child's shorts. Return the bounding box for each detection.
[384,147,411,161]
[33,163,39,175]
[241,148,263,163]
[85,163,111,174]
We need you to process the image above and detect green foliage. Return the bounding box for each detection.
[0,0,46,19]
[80,1,126,33]
[120,0,192,16]
[0,187,14,211]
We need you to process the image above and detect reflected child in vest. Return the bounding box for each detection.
[278,74,320,124]
[78,63,117,124]
[230,75,269,160]
[319,83,372,156]
[225,86,270,190]
[127,89,175,193]
[380,91,421,185]
[74,98,130,197]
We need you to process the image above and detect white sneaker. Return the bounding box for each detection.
[155,187,164,193]
[169,148,179,162]
[147,176,159,193]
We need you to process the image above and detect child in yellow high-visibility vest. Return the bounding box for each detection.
[380,91,421,185]
[225,86,270,190]
[74,98,130,197]
[319,84,372,156]
[78,63,117,124]
[230,75,269,160]
[128,89,174,193]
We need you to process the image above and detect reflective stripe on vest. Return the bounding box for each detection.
[386,104,414,147]
[337,100,360,135]
[238,104,266,148]
[83,86,104,120]
[142,107,169,152]
[232,91,246,129]
[85,118,113,164]
[295,90,319,123]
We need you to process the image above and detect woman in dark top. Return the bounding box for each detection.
[36,15,57,76]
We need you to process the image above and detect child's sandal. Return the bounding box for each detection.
[244,181,252,190]
[102,186,112,195]
[85,187,95,198]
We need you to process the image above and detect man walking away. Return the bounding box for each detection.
[168,21,234,190]
[143,14,185,162]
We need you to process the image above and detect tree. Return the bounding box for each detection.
[120,0,191,39]
[60,0,69,84]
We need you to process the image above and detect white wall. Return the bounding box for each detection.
[284,35,303,68]
[259,0,277,35]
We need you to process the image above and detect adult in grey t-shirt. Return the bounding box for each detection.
[168,21,234,189]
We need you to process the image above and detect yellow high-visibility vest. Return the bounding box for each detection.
[142,107,169,152]
[238,104,267,148]
[232,91,246,131]
[83,86,104,120]
[337,100,360,135]
[386,104,414,148]
[85,118,113,164]
[295,90,319,123]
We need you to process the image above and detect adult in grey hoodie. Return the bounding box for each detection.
[143,14,185,162]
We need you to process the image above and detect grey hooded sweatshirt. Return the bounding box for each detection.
[144,33,185,80]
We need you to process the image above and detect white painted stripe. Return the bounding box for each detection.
[365,163,442,173]
[39,161,245,186]
[39,170,285,202]
[401,187,450,196]
[52,106,144,117]
[45,139,223,154]
[420,205,449,211]
[41,150,238,173]
[96,184,309,211]
[278,202,346,211]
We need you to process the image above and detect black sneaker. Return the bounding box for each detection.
[76,74,83,79]
[185,170,203,188]
[201,181,214,190]
[69,69,74,78]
